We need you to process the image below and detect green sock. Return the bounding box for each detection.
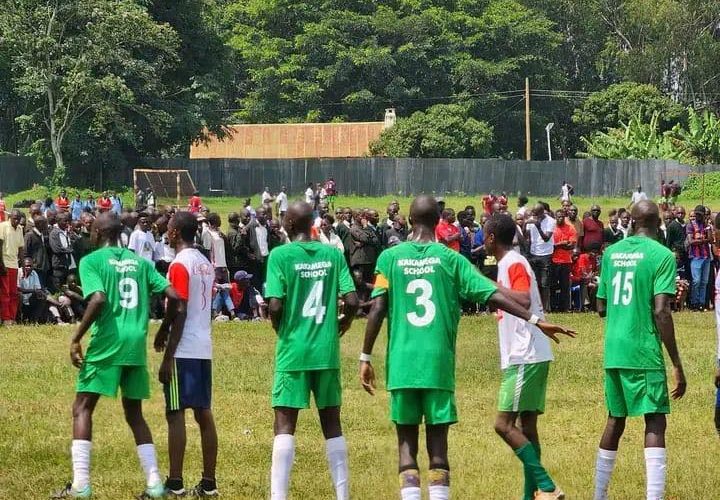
[522,442,540,500]
[515,442,555,493]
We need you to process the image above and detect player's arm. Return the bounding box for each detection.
[654,293,686,399]
[495,284,531,310]
[268,298,284,332]
[359,293,388,395]
[489,290,575,343]
[596,298,607,318]
[70,292,106,368]
[157,293,187,384]
[339,291,359,336]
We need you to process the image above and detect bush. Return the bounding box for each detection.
[681,172,720,200]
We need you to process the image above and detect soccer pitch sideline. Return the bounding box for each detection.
[0,313,716,499]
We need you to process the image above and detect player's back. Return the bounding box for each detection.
[373,241,496,391]
[598,235,676,370]
[265,240,355,372]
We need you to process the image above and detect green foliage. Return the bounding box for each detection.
[369,104,493,158]
[681,172,720,199]
[670,108,720,165]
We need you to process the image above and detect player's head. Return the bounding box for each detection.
[207,212,221,229]
[483,213,516,257]
[168,211,198,249]
[409,195,440,231]
[630,200,660,236]
[91,212,123,247]
[284,201,314,240]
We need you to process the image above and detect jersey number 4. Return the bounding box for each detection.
[611,271,634,306]
[302,281,327,324]
[406,279,436,327]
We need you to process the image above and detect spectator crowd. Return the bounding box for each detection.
[0,177,709,327]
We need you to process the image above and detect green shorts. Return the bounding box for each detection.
[390,389,457,426]
[497,361,549,413]
[272,369,341,409]
[76,362,150,400]
[605,368,670,417]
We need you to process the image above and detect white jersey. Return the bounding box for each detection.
[560,184,570,202]
[496,250,553,369]
[276,191,288,212]
[168,248,214,359]
[128,229,156,263]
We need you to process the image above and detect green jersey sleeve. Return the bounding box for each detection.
[264,251,286,299]
[654,250,677,296]
[79,254,105,298]
[596,253,609,300]
[336,253,356,296]
[371,250,391,298]
[456,254,497,304]
[146,260,170,294]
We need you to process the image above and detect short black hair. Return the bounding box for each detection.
[173,212,198,243]
[519,195,528,205]
[207,212,221,227]
[322,214,335,225]
[485,213,516,246]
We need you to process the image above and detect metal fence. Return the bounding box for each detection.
[0,156,40,193]
[140,157,714,198]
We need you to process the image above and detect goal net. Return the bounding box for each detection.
[133,169,197,205]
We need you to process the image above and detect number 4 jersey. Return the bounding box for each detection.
[265,241,356,372]
[372,241,498,391]
[79,246,170,366]
[597,235,676,370]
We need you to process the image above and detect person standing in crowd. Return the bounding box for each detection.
[109,191,123,215]
[516,195,529,218]
[385,215,408,246]
[135,188,146,212]
[201,213,229,282]
[0,210,24,325]
[527,204,556,312]
[189,191,203,214]
[23,215,51,287]
[17,256,48,323]
[304,183,314,205]
[49,213,77,292]
[334,208,353,261]
[0,191,6,222]
[552,209,576,313]
[435,209,461,252]
[70,194,84,221]
[319,215,344,253]
[146,188,155,211]
[246,207,270,287]
[567,205,583,250]
[560,181,573,203]
[324,177,337,211]
[268,219,288,251]
[56,189,70,213]
[350,209,381,304]
[618,211,631,239]
[686,205,712,311]
[128,213,156,264]
[73,214,95,265]
[581,205,604,252]
[603,215,623,247]
[276,186,288,225]
[96,191,112,212]
[665,208,685,251]
[84,194,96,213]
[630,185,647,206]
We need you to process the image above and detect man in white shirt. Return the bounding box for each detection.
[261,187,273,206]
[201,213,228,280]
[304,183,315,204]
[560,181,573,203]
[630,185,648,206]
[276,186,289,225]
[128,213,156,264]
[526,204,556,312]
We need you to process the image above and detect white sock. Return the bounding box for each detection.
[71,439,92,491]
[271,434,295,500]
[645,447,666,500]
[325,436,349,500]
[136,443,162,487]
[594,448,617,500]
[429,485,450,500]
[400,487,421,500]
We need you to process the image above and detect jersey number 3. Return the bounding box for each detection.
[611,271,634,306]
[406,279,436,327]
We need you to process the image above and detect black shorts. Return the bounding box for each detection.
[164,358,212,412]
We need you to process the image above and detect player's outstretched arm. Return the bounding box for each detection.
[654,293,686,399]
[359,294,388,395]
[488,289,576,344]
[70,292,106,368]
[339,291,359,336]
[268,298,284,333]
[157,295,188,384]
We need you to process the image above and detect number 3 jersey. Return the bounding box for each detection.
[79,246,170,366]
[372,241,497,391]
[597,235,676,370]
[265,240,356,372]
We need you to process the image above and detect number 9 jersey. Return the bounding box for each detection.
[265,241,356,372]
[372,242,497,392]
[79,246,170,366]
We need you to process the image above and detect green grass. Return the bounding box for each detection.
[0,313,717,499]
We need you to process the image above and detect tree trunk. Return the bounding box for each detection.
[47,88,66,184]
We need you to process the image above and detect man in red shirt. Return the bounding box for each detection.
[482,192,497,215]
[580,205,604,252]
[55,189,70,213]
[571,242,600,310]
[96,191,112,212]
[435,209,461,252]
[188,191,203,214]
[552,209,577,312]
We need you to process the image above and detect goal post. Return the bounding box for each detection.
[133,168,197,206]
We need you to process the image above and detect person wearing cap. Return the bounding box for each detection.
[686,204,713,310]
[230,270,264,320]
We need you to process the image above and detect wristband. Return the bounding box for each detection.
[359,352,372,363]
[528,314,540,325]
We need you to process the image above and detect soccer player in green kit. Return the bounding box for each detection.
[359,195,574,500]
[52,212,182,499]
[594,200,686,500]
[265,201,359,500]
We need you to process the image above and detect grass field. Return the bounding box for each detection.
[1,312,717,499]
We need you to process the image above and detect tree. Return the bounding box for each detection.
[369,104,493,158]
[1,0,179,183]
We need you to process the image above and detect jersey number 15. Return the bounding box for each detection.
[611,271,634,306]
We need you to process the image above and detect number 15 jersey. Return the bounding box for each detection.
[80,246,170,366]
[372,242,498,391]
[597,236,676,370]
[265,241,356,372]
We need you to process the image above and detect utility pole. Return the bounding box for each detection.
[525,77,531,161]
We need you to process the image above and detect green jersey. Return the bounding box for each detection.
[597,236,676,370]
[80,247,169,366]
[265,241,356,372]
[372,242,497,391]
